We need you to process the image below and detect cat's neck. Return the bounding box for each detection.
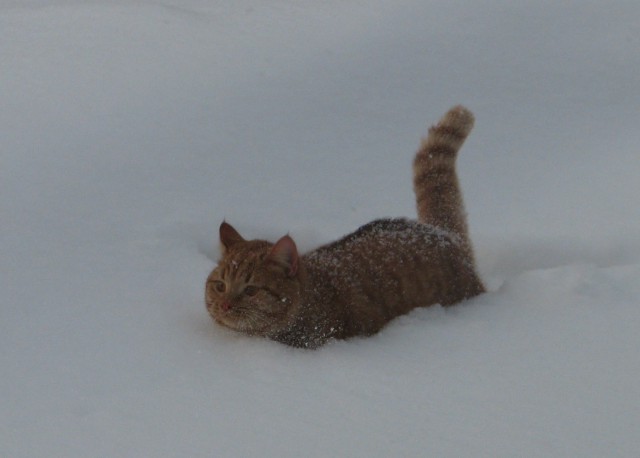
[267,256,344,348]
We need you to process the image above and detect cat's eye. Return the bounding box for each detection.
[243,286,259,297]
[213,281,226,293]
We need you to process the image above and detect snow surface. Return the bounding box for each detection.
[2,1,639,456]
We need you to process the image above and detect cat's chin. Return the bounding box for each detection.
[214,315,243,331]
[213,314,271,336]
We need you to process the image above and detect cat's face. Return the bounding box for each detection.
[205,223,301,337]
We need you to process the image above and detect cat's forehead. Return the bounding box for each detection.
[216,241,271,278]
[218,255,250,275]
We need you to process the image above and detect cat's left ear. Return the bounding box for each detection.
[219,221,245,251]
[267,235,299,277]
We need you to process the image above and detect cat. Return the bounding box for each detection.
[205,105,485,348]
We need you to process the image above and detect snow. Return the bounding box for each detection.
[1,1,639,456]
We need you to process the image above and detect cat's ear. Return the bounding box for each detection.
[267,235,299,277]
[219,221,245,251]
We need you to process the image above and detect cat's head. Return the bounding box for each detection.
[205,222,302,337]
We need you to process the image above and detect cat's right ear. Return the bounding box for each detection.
[219,221,245,251]
[267,235,299,277]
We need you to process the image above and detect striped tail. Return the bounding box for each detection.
[413,105,475,241]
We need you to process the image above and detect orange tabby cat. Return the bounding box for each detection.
[205,106,484,348]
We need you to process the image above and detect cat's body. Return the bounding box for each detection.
[206,106,484,348]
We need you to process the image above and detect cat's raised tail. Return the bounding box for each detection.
[413,105,475,244]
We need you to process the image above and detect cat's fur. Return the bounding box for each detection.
[205,105,484,348]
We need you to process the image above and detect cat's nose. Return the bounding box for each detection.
[221,301,232,312]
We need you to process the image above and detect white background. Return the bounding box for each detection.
[2,1,639,456]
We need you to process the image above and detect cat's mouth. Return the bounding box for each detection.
[211,308,239,329]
